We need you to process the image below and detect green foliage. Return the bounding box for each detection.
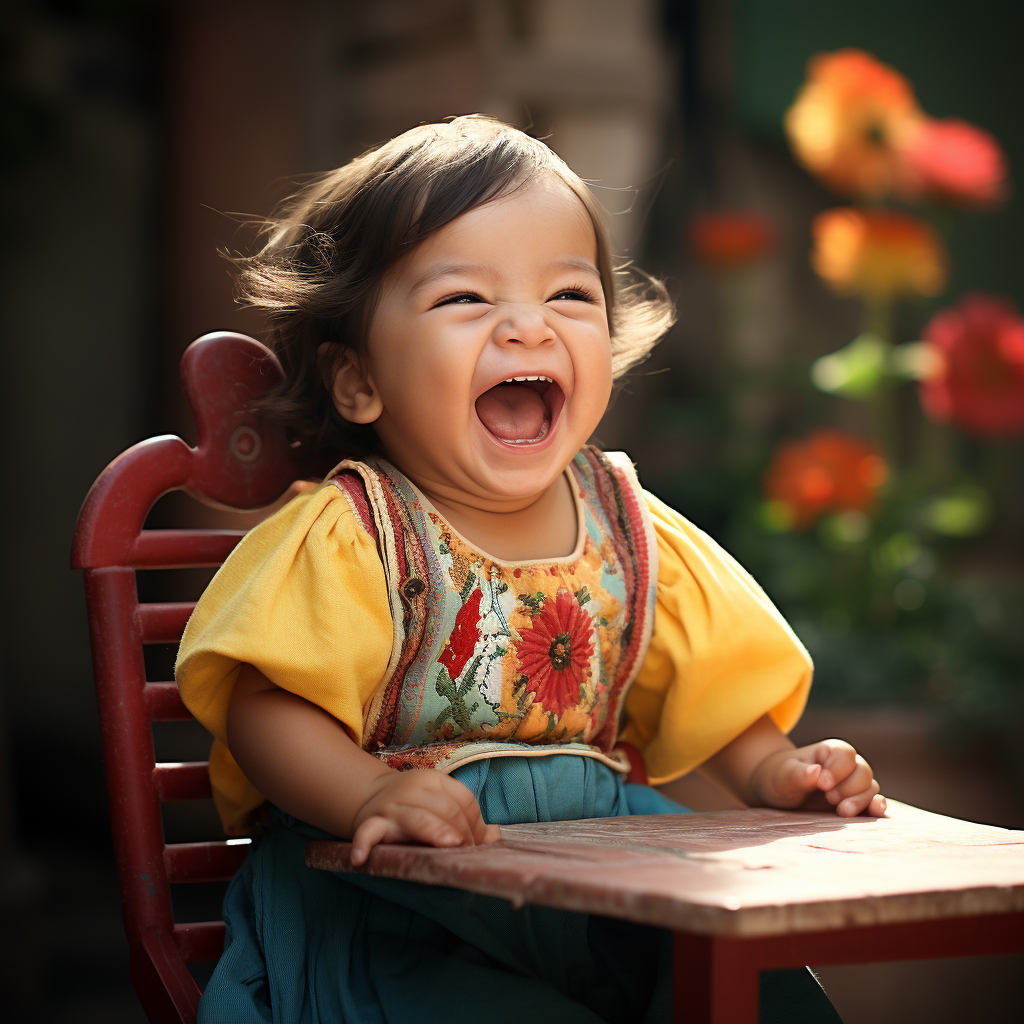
[811,332,888,397]
[646,384,1024,783]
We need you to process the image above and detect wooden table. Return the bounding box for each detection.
[306,800,1024,1022]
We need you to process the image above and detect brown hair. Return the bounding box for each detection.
[233,115,675,461]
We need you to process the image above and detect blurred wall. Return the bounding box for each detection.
[1,5,159,840]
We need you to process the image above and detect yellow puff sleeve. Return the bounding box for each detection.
[175,483,393,832]
[619,491,812,784]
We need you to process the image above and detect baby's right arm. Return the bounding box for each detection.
[227,664,500,864]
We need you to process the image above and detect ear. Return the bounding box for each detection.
[326,347,384,424]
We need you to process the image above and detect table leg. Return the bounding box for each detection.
[673,931,759,1023]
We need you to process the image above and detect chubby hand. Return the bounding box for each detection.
[751,739,886,817]
[350,770,501,866]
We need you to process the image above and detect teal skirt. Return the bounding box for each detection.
[200,756,842,1023]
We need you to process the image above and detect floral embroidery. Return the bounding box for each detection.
[438,589,483,681]
[516,589,595,715]
[339,448,656,775]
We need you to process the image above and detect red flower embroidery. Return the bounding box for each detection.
[438,589,483,680]
[516,590,594,715]
[919,294,1024,437]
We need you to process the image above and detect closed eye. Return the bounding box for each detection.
[548,284,599,303]
[433,291,486,307]
[432,285,600,306]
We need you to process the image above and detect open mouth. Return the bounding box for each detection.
[475,375,565,446]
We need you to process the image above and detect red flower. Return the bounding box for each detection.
[688,212,774,270]
[918,295,1024,437]
[896,118,1009,208]
[764,430,889,529]
[516,590,594,715]
[438,589,483,680]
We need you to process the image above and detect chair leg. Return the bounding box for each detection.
[673,931,759,1024]
[129,927,201,1024]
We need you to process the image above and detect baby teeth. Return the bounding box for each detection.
[504,375,553,383]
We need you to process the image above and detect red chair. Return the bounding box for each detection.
[71,332,301,1024]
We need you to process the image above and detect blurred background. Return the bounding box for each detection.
[1,1,1022,1021]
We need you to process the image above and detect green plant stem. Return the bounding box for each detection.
[920,418,955,496]
[982,440,1020,538]
[864,300,893,339]
[864,299,897,467]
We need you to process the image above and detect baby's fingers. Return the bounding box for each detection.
[823,754,875,806]
[351,804,468,866]
[768,757,824,806]
[442,778,501,846]
[835,779,884,817]
[400,802,476,848]
[350,815,390,867]
[835,778,884,819]
[810,740,859,793]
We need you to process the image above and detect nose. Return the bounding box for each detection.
[491,304,555,349]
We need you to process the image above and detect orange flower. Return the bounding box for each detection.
[919,294,1024,437]
[896,117,1009,208]
[811,207,947,301]
[785,49,923,198]
[764,430,889,529]
[688,212,774,270]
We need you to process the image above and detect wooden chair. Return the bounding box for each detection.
[71,332,300,1024]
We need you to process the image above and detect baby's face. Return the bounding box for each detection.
[347,177,613,511]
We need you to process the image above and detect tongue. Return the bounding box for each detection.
[476,384,548,441]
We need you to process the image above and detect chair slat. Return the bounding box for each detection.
[164,840,250,885]
[173,920,227,963]
[144,681,193,721]
[154,762,212,801]
[139,602,195,644]
[129,529,245,569]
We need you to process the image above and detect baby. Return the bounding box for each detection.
[178,115,873,1022]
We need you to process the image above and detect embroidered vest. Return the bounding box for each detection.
[327,447,658,775]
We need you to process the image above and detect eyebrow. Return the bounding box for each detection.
[410,256,601,292]
[410,263,494,291]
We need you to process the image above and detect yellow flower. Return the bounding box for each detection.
[786,49,922,199]
[811,208,947,301]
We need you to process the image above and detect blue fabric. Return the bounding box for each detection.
[198,757,841,1023]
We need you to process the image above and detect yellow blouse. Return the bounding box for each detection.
[176,483,811,833]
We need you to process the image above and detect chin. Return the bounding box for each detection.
[473,444,578,498]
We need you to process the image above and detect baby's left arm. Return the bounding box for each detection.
[698,714,886,817]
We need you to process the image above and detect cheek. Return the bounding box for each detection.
[589,331,614,397]
[367,335,431,400]
[371,341,470,426]
[572,353,613,430]
[591,372,613,420]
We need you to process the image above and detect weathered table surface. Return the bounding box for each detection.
[305,800,1024,938]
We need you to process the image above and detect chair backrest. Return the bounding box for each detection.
[71,332,300,1024]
